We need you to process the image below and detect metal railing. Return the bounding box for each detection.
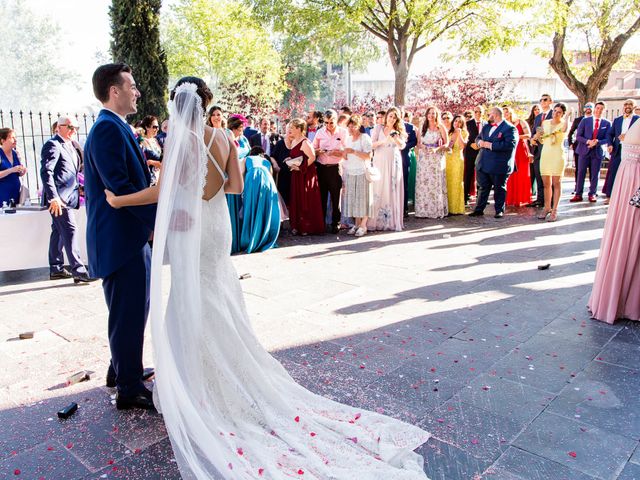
[0,110,96,196]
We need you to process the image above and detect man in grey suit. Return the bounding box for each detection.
[40,116,94,283]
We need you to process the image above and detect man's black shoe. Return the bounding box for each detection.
[115,391,156,411]
[331,225,340,234]
[50,269,73,280]
[468,210,484,217]
[494,212,504,218]
[106,368,155,388]
[73,273,98,284]
[525,201,541,207]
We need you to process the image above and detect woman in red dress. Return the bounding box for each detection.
[287,118,325,235]
[504,107,533,207]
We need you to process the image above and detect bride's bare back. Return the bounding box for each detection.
[202,126,243,199]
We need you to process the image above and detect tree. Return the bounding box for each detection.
[543,0,640,106]
[250,0,530,106]
[409,68,512,114]
[163,0,286,113]
[110,0,168,121]
[0,0,72,111]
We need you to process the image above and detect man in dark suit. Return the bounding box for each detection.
[249,117,281,159]
[568,103,593,193]
[463,106,486,204]
[603,99,639,200]
[401,110,418,216]
[469,107,518,218]
[84,63,157,410]
[571,101,612,203]
[243,115,258,140]
[528,94,554,207]
[40,116,94,283]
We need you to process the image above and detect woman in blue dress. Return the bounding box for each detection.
[240,146,281,253]
[226,116,250,253]
[0,128,26,206]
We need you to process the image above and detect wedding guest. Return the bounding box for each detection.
[306,111,323,142]
[40,116,94,283]
[604,99,639,203]
[408,114,422,207]
[526,104,540,196]
[368,107,406,231]
[227,116,250,253]
[635,106,640,116]
[240,146,280,253]
[503,106,532,207]
[364,111,376,135]
[271,122,292,206]
[572,101,611,203]
[400,109,418,217]
[568,103,593,194]
[342,115,373,237]
[206,105,224,128]
[464,106,485,204]
[529,94,554,207]
[445,114,467,214]
[588,118,640,324]
[0,128,26,206]
[469,107,517,218]
[441,111,453,132]
[416,106,449,219]
[287,118,324,235]
[535,103,568,221]
[140,115,162,185]
[156,119,168,149]
[243,115,258,139]
[463,110,473,121]
[376,110,386,126]
[313,110,347,234]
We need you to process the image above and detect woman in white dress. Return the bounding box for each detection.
[105,77,430,479]
[415,106,449,219]
[368,107,407,232]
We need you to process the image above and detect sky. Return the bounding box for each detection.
[20,0,640,112]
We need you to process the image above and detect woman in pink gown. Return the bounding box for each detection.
[588,120,640,324]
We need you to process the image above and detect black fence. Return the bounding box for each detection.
[0,110,97,196]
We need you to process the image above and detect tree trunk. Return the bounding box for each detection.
[393,61,409,107]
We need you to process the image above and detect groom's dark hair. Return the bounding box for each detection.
[171,77,213,111]
[92,63,132,103]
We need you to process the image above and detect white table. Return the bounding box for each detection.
[0,207,88,271]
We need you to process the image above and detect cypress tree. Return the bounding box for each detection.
[109,0,168,122]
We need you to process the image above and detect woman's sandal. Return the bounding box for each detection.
[537,210,551,220]
[547,210,558,222]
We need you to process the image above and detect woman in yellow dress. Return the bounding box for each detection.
[536,102,568,221]
[445,114,468,214]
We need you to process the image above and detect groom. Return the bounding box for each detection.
[469,107,517,219]
[84,64,157,410]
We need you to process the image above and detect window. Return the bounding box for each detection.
[616,78,624,90]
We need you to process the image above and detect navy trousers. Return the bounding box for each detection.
[576,149,603,196]
[602,153,621,197]
[48,208,86,275]
[402,152,410,213]
[532,149,544,204]
[103,244,151,396]
[474,169,508,214]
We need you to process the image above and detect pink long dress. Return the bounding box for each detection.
[588,143,640,324]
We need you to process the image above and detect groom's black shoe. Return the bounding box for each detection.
[106,368,155,388]
[468,210,484,217]
[116,388,156,411]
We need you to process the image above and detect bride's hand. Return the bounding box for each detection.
[169,209,194,231]
[104,189,120,209]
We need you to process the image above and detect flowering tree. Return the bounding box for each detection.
[333,91,395,115]
[408,69,512,114]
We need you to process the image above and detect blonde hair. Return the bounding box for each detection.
[289,118,307,135]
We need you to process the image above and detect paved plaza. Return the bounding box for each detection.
[1,188,639,480]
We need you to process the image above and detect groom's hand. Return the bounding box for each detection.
[49,198,64,217]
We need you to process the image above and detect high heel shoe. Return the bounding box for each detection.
[547,210,558,222]
[537,210,551,220]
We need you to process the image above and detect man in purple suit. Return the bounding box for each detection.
[571,101,611,203]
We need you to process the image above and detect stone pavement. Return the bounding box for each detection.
[1,188,639,480]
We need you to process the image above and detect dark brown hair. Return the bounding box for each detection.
[92,63,132,103]
[170,77,213,112]
[140,115,158,134]
[0,128,15,143]
[227,116,244,131]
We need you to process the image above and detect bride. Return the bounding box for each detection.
[105,77,430,479]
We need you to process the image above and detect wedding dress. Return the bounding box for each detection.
[150,82,431,479]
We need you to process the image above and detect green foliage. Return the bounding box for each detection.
[163,0,286,112]
[110,0,169,121]
[0,0,73,110]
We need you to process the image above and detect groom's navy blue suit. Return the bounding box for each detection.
[474,120,518,215]
[84,109,156,396]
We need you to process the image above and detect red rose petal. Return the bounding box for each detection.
[258,468,264,476]
[228,462,233,470]
[298,469,304,474]
[354,413,361,420]
[310,432,316,437]
[359,364,365,369]
[13,469,20,476]
[568,451,577,458]
[66,442,73,449]
[237,448,243,456]
[471,438,479,445]
[294,416,300,423]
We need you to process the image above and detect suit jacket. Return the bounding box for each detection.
[607,114,639,160]
[463,118,486,160]
[568,115,584,150]
[249,132,280,157]
[40,134,81,209]
[243,127,258,140]
[575,116,611,158]
[83,110,157,278]
[400,122,417,164]
[532,110,554,157]
[475,121,518,175]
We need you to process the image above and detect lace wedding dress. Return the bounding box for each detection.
[151,83,431,479]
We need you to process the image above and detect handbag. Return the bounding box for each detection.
[364,159,380,183]
[630,186,640,208]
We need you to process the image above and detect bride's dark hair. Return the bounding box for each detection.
[170,76,213,111]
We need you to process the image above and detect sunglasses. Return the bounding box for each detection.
[442,116,451,120]
[60,124,77,130]
[541,98,551,102]
[150,125,159,129]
